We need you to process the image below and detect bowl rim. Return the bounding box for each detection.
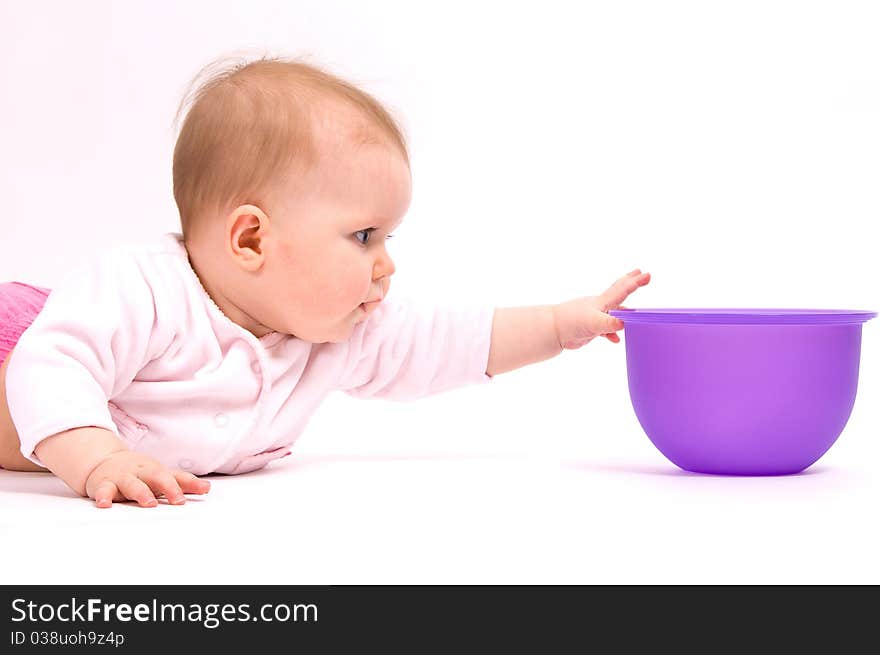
[608,308,878,325]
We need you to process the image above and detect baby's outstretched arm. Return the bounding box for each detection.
[486,269,651,376]
[35,426,210,508]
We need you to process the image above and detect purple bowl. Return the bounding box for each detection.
[608,308,877,475]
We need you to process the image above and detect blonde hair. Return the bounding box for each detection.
[172,53,410,242]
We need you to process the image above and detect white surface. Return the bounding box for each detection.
[1,0,879,584]
[2,344,879,585]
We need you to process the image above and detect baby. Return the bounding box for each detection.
[0,55,650,508]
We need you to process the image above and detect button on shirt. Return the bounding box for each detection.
[6,232,495,475]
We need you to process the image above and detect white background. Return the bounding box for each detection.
[1,0,878,584]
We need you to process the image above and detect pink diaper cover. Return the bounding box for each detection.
[0,281,52,367]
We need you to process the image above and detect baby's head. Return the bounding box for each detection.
[172,55,411,343]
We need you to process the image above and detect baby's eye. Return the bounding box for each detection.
[354,228,374,245]
[354,229,394,246]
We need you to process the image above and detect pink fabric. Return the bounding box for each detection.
[4,232,494,475]
[0,282,52,367]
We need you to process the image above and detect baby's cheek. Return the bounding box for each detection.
[334,260,372,300]
[302,272,360,316]
[340,275,369,306]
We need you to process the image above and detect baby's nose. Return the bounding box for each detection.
[375,252,396,279]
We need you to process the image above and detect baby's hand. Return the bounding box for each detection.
[84,450,211,508]
[552,269,651,349]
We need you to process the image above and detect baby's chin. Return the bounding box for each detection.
[285,308,367,343]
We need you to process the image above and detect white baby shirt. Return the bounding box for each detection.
[5,232,494,475]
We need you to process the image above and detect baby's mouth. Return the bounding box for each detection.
[361,300,381,312]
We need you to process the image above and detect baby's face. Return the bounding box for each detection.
[253,139,411,343]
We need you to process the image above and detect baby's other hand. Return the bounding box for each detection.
[84,450,211,508]
[552,269,651,350]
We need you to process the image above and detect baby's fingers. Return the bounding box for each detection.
[142,469,187,505]
[93,480,119,509]
[601,270,651,309]
[117,475,158,508]
[173,471,211,496]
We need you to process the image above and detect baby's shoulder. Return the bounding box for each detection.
[76,234,193,317]
[99,233,187,281]
[107,232,184,262]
